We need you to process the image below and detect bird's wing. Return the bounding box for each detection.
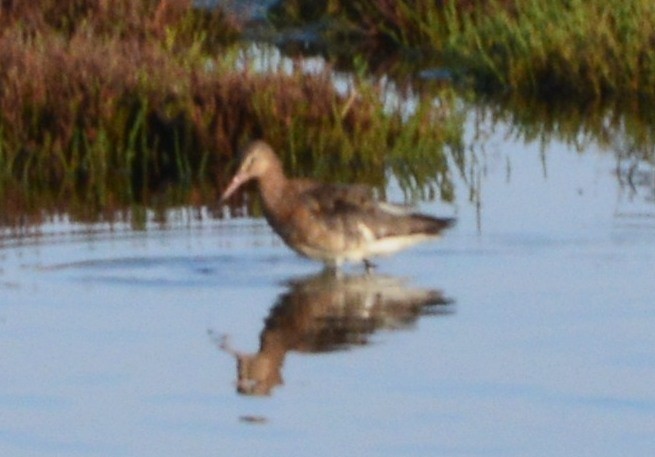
[298,183,400,243]
[302,183,454,239]
[301,183,378,215]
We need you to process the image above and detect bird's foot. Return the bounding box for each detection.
[322,263,343,278]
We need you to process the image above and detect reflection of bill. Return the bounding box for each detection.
[214,271,454,396]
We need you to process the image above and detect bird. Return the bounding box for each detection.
[221,140,455,270]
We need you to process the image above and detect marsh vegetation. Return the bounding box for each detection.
[1,0,654,228]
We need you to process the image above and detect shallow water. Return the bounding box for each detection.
[1,112,655,457]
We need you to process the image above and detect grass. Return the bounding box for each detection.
[9,0,651,230]
[271,0,655,102]
[441,0,655,100]
[0,0,463,227]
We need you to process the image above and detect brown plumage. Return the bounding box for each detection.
[221,140,455,269]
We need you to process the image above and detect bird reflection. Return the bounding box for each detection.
[215,271,454,396]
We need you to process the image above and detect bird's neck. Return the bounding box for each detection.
[257,163,289,214]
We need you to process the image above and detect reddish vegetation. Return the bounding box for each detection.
[0,0,437,224]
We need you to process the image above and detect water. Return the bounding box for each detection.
[1,113,655,457]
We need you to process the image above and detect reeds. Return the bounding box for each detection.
[272,0,655,102]
[0,0,461,226]
[441,0,655,100]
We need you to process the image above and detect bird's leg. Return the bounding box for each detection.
[323,261,343,278]
[363,259,377,274]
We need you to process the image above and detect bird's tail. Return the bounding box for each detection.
[409,214,456,236]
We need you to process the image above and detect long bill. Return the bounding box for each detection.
[220,174,247,202]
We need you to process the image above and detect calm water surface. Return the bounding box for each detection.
[1,114,655,457]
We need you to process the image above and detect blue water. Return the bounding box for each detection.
[1,113,654,457]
